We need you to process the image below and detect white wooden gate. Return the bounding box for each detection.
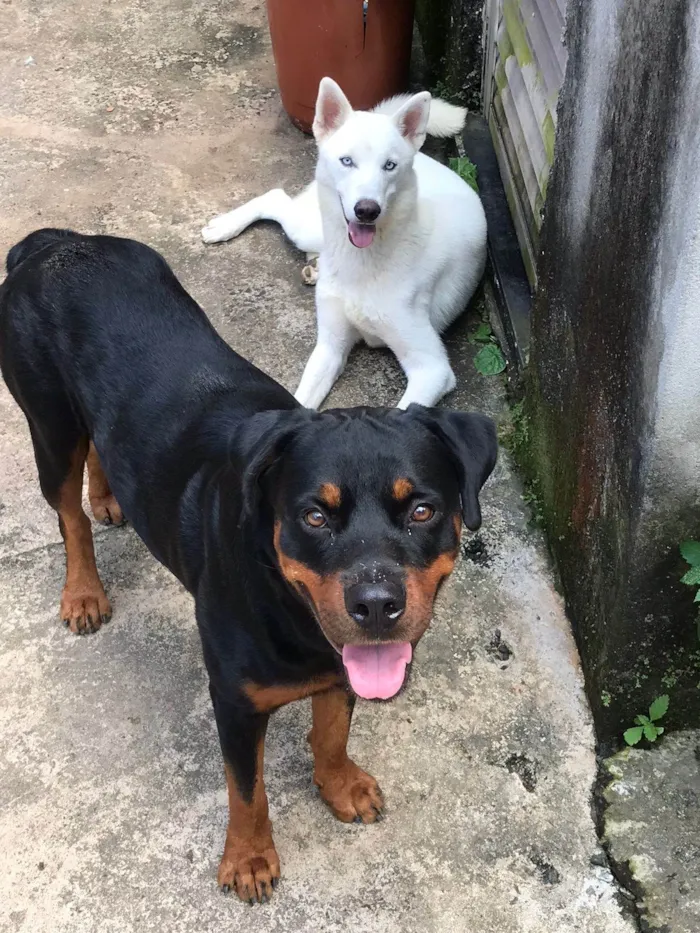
[482,0,568,286]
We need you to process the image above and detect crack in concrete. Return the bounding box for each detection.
[1,523,117,563]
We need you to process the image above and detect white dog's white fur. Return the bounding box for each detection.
[202,78,487,409]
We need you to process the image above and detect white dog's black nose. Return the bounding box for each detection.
[354,199,381,223]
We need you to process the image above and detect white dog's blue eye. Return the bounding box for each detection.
[340,156,354,167]
[384,160,397,171]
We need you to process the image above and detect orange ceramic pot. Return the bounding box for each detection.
[266,0,416,133]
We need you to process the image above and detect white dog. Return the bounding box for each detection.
[202,78,487,409]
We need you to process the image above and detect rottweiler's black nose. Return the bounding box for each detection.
[354,199,381,223]
[345,581,405,633]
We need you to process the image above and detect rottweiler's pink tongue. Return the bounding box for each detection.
[347,221,376,248]
[342,643,412,699]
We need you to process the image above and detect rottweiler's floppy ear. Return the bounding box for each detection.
[407,405,498,531]
[229,409,309,522]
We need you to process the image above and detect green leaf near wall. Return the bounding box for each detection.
[623,726,643,745]
[680,540,700,566]
[449,156,479,193]
[474,344,507,375]
[649,694,669,721]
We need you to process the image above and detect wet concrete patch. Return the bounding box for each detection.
[487,628,513,662]
[506,753,538,792]
[463,534,492,566]
[529,852,562,886]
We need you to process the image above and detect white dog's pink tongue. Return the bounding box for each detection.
[348,222,376,248]
[342,643,412,699]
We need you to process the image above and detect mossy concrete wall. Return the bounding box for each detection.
[415,0,482,109]
[529,0,700,742]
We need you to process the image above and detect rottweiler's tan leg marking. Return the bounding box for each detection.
[309,686,384,823]
[57,442,111,634]
[218,735,280,904]
[87,441,124,526]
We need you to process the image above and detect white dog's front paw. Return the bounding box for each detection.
[201,211,245,244]
[397,365,457,410]
[443,368,457,395]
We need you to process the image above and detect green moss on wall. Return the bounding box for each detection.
[503,1,534,67]
[542,111,556,164]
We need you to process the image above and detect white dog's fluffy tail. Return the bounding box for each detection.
[424,98,467,136]
[372,94,467,138]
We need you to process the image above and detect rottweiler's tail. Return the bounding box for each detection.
[6,228,76,274]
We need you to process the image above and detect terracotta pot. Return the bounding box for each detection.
[266,0,416,133]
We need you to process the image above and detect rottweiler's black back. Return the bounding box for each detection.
[0,229,295,579]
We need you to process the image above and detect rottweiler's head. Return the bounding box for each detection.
[232,405,497,700]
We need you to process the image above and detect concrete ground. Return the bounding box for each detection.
[0,2,635,931]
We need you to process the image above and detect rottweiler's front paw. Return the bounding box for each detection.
[218,839,281,904]
[60,586,111,634]
[315,760,384,824]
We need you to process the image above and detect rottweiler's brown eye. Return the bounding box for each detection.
[304,509,327,528]
[411,504,434,523]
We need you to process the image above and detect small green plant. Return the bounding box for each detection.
[498,399,546,529]
[500,399,528,457]
[680,540,700,602]
[623,694,669,746]
[681,540,700,644]
[601,690,612,708]
[468,321,507,376]
[474,343,507,375]
[522,488,544,526]
[449,156,479,193]
[469,321,492,344]
[430,79,467,108]
[431,79,450,100]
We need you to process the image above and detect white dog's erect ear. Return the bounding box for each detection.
[393,91,431,150]
[313,77,353,142]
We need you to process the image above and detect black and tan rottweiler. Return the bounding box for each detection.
[0,229,497,904]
